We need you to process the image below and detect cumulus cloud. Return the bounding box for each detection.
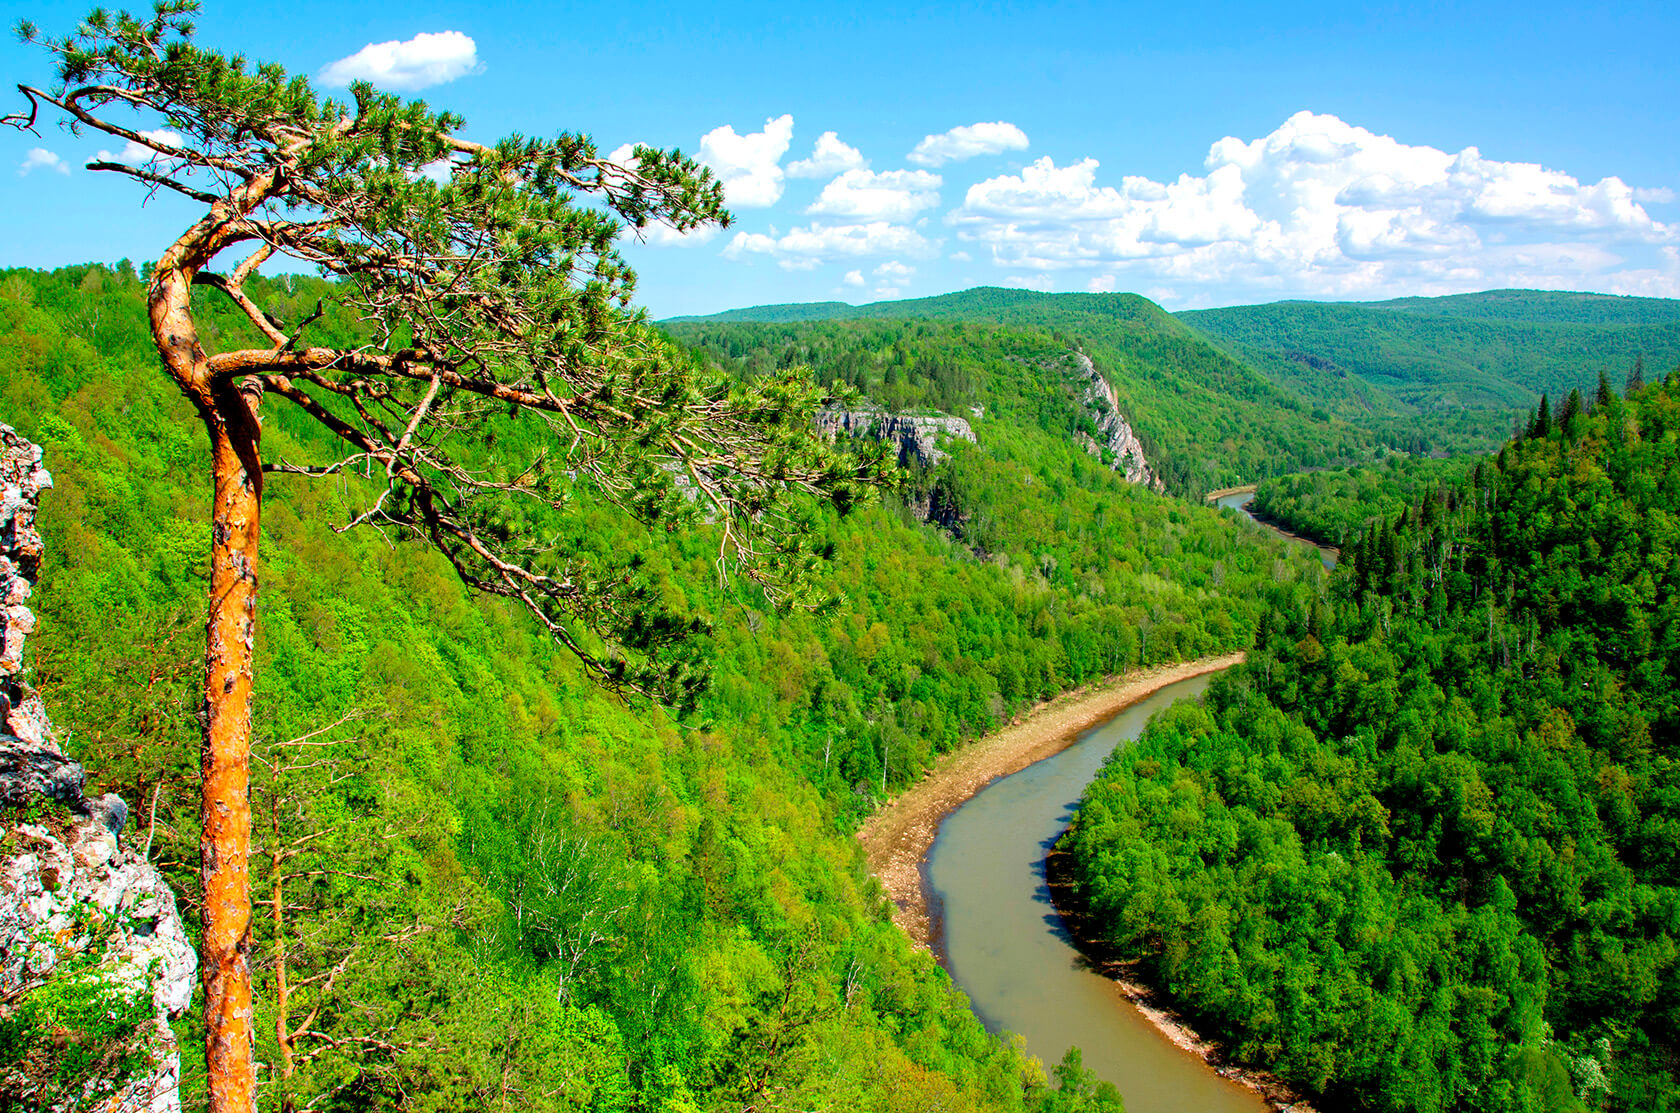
[723,222,936,270]
[872,260,915,297]
[947,111,1680,301]
[19,148,69,176]
[808,168,941,223]
[699,115,794,208]
[321,31,480,90]
[96,129,186,167]
[842,270,866,288]
[788,132,868,179]
[909,121,1029,168]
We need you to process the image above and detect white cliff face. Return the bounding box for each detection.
[0,422,196,1113]
[1069,352,1163,492]
[815,409,977,468]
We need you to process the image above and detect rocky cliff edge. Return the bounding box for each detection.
[1,422,196,1112]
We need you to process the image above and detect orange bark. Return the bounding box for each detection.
[202,408,260,1113]
[147,195,270,1112]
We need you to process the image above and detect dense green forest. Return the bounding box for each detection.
[1178,292,1680,449]
[1252,455,1480,547]
[1063,374,1680,1112]
[1,263,1324,1111]
[666,290,1401,496]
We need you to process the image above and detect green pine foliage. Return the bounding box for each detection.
[1063,374,1680,1111]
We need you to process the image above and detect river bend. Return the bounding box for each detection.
[923,491,1334,1113]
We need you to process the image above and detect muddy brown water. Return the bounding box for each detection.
[927,671,1270,1113]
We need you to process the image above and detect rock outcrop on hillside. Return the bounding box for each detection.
[1070,352,1163,491]
[816,409,977,468]
[0,422,196,1113]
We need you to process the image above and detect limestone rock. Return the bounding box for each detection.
[815,409,977,468]
[1068,351,1163,491]
[0,421,195,1113]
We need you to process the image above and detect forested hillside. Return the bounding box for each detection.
[1251,455,1479,547]
[1178,292,1680,447]
[1,263,1322,1111]
[1064,374,1680,1112]
[667,290,1393,496]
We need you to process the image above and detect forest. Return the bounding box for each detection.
[1179,293,1679,444]
[1063,372,1680,1112]
[0,262,1324,1111]
[1251,455,1479,548]
[667,291,1396,497]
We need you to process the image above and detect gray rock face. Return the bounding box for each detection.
[1069,352,1163,491]
[816,409,977,468]
[0,421,196,1113]
[1,423,54,749]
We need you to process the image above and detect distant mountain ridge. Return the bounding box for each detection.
[663,286,1178,327]
[664,288,1386,494]
[1177,288,1680,415]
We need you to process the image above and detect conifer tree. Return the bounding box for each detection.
[7,6,883,1109]
[1596,369,1615,409]
[1627,354,1646,394]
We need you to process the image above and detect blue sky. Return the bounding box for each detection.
[4,0,1678,317]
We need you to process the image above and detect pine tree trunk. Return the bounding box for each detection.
[202,395,261,1113]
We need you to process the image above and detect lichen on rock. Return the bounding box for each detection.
[0,422,196,1113]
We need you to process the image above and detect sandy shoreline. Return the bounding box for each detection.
[1203,484,1258,501]
[855,649,1319,1113]
[856,652,1244,949]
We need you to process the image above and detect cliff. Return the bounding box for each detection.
[1069,352,1163,491]
[0,423,196,1112]
[816,409,977,468]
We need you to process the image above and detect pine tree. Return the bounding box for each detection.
[7,6,886,1109]
[1627,354,1646,395]
[1596,369,1615,409]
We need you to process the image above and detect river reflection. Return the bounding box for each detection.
[927,673,1271,1113]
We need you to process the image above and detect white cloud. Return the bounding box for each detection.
[788,132,868,179]
[321,31,480,91]
[909,121,1029,168]
[630,222,721,248]
[96,129,185,167]
[873,260,915,297]
[723,221,937,269]
[19,148,68,176]
[699,115,794,208]
[842,270,866,287]
[947,111,1680,301]
[1633,186,1675,204]
[808,168,941,223]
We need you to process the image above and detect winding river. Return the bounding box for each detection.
[923,492,1334,1113]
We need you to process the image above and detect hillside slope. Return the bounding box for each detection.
[669,288,1391,494]
[1065,372,1680,1113]
[1177,291,1680,435]
[1,263,1322,1112]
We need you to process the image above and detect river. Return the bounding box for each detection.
[926,671,1270,1113]
[923,491,1334,1113]
[1214,489,1338,569]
